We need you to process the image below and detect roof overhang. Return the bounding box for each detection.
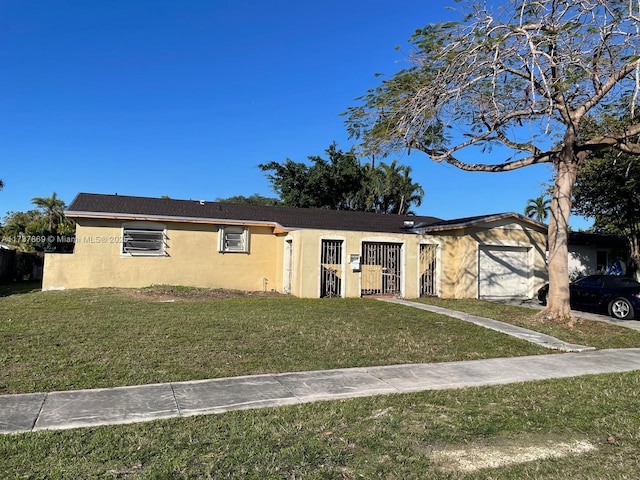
[417,213,548,234]
[65,210,292,233]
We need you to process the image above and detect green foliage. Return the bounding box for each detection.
[259,143,367,210]
[572,110,640,274]
[524,194,551,223]
[215,193,282,206]
[2,192,75,252]
[574,153,640,236]
[574,112,640,237]
[363,160,424,214]
[31,192,66,231]
[259,143,424,214]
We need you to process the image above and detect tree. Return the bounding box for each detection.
[258,143,424,214]
[573,114,640,278]
[524,195,551,223]
[364,160,425,214]
[215,194,282,206]
[3,193,75,251]
[259,143,368,210]
[259,143,424,213]
[2,210,42,244]
[345,0,640,321]
[31,192,66,232]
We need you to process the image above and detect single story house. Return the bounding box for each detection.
[42,193,549,299]
[568,231,629,279]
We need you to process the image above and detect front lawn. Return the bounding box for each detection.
[0,286,557,394]
[2,285,640,395]
[3,285,640,478]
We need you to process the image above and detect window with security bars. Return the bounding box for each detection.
[122,228,166,256]
[219,226,249,253]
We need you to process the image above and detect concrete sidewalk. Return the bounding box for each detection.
[3,348,640,435]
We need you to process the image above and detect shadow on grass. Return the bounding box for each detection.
[0,280,42,297]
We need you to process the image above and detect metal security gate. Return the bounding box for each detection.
[320,240,343,297]
[419,244,438,297]
[361,242,402,296]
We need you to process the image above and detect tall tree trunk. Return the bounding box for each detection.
[544,150,579,320]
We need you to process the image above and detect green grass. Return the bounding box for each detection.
[0,286,563,394]
[2,286,640,395]
[1,372,639,478]
[3,285,640,478]
[417,296,640,350]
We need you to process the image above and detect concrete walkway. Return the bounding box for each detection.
[380,298,595,352]
[2,301,640,435]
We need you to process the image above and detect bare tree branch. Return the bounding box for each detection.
[345,0,640,321]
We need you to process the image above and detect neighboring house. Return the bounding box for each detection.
[568,231,628,279]
[42,193,549,299]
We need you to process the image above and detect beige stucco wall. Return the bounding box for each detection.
[283,219,546,299]
[433,220,548,299]
[43,216,547,299]
[43,219,286,291]
[284,229,425,299]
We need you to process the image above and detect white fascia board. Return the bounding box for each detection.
[64,210,291,231]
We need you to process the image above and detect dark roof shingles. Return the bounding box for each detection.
[68,193,443,234]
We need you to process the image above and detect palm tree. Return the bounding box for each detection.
[365,160,425,214]
[524,194,551,223]
[31,192,67,232]
[394,164,424,215]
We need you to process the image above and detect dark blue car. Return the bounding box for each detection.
[537,274,640,320]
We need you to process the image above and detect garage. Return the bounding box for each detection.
[478,245,529,298]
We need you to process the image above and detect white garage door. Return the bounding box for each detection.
[478,246,529,298]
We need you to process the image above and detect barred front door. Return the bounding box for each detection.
[419,243,438,297]
[361,242,402,296]
[320,239,343,297]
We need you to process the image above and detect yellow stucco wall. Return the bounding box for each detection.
[43,216,547,299]
[283,221,546,299]
[433,220,548,299]
[43,219,285,291]
[284,229,424,299]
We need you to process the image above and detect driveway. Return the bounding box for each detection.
[495,298,640,332]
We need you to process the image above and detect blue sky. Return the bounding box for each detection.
[0,0,590,229]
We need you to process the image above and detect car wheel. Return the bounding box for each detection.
[609,297,634,320]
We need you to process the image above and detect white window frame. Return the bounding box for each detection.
[219,226,249,253]
[122,224,167,256]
